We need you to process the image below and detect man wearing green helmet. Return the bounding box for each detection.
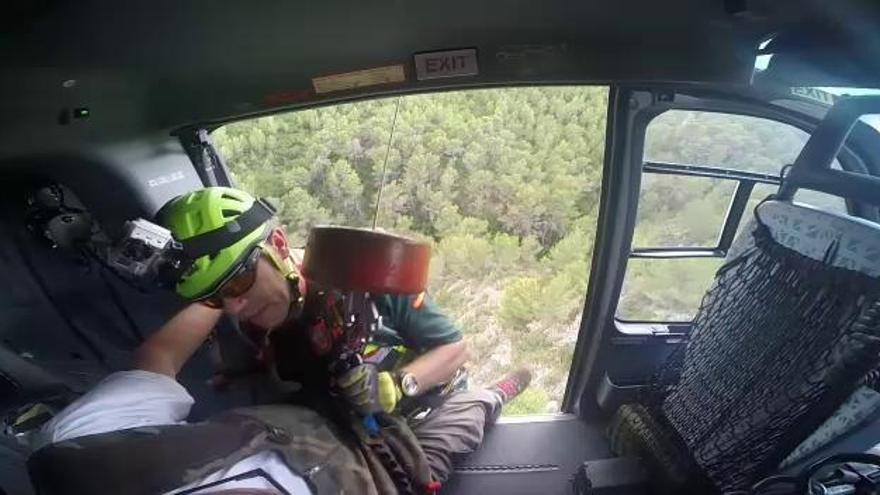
[31,186,532,494]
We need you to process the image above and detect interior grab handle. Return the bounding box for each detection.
[779,95,880,206]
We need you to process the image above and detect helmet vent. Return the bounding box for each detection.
[221,209,239,218]
[221,193,239,201]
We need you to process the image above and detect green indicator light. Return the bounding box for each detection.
[73,108,90,119]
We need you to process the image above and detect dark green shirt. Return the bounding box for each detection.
[372,294,463,351]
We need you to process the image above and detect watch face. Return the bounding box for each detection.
[401,374,419,396]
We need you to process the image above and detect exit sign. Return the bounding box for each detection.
[414,48,479,81]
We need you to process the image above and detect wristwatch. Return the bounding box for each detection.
[398,372,420,397]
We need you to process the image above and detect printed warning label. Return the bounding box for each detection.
[312,65,406,94]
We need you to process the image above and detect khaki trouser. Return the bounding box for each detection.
[409,389,504,482]
[227,372,504,484]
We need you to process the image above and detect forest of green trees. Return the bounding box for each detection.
[214,87,834,414]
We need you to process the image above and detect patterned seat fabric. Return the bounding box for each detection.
[658,200,880,491]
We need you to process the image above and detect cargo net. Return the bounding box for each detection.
[655,221,880,492]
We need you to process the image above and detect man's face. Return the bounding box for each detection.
[221,254,292,330]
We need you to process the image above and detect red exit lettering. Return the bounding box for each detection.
[425,55,469,73]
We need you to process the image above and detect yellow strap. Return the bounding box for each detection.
[378,371,402,413]
[261,241,299,279]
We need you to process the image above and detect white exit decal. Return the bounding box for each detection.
[414,48,479,81]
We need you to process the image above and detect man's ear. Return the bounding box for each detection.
[267,227,290,259]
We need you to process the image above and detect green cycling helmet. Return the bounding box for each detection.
[158,187,273,299]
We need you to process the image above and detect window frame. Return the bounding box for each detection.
[619,161,783,324]
[570,88,880,416]
[618,109,849,325]
[209,86,614,417]
[631,162,778,258]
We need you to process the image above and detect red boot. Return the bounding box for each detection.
[489,368,533,404]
